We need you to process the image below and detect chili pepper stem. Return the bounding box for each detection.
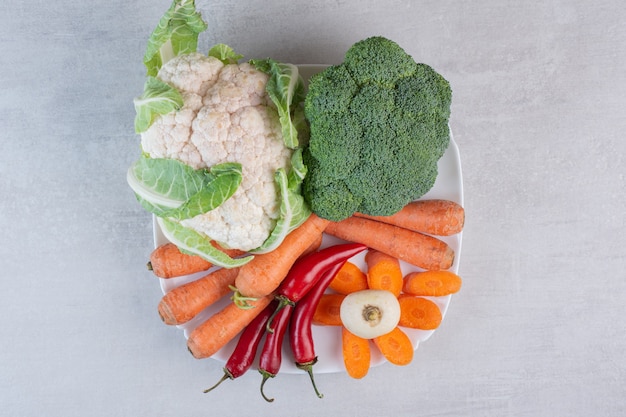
[296,358,324,399]
[266,295,294,333]
[259,370,276,403]
[203,370,233,393]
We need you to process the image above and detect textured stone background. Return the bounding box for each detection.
[1,0,624,415]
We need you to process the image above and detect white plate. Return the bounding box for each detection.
[152,65,463,374]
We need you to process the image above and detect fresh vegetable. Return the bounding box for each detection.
[142,0,207,77]
[258,304,293,402]
[302,36,452,221]
[339,289,401,339]
[204,299,278,393]
[157,267,240,325]
[355,199,465,236]
[148,242,212,278]
[268,242,367,324]
[328,261,368,295]
[156,218,254,268]
[397,295,442,330]
[326,216,455,270]
[312,294,345,326]
[372,327,414,366]
[250,58,307,149]
[127,157,243,220]
[147,242,243,278]
[233,214,330,301]
[365,250,404,297]
[129,0,310,257]
[187,295,272,359]
[341,327,371,379]
[289,261,354,399]
[402,270,462,297]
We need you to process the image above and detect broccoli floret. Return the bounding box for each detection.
[302,36,452,221]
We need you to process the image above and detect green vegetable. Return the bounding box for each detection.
[208,43,244,64]
[126,155,242,220]
[143,0,207,76]
[133,77,184,133]
[251,59,307,149]
[252,149,311,253]
[157,218,254,268]
[302,36,452,221]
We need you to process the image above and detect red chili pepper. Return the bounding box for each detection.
[203,299,278,393]
[258,303,293,402]
[289,260,349,399]
[267,243,367,332]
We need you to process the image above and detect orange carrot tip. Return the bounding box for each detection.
[329,262,368,295]
[402,270,462,297]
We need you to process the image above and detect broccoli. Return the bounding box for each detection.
[302,36,452,221]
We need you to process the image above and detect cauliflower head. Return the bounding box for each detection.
[141,52,298,251]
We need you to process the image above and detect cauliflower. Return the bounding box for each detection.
[129,0,309,266]
[141,53,295,251]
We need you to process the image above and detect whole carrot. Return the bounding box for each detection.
[157,267,240,325]
[325,217,455,270]
[148,243,212,278]
[187,295,273,359]
[354,199,465,236]
[148,242,244,278]
[234,214,330,299]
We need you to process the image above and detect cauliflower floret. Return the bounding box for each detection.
[141,53,225,166]
[140,52,294,251]
[158,52,224,96]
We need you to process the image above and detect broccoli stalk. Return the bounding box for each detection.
[302,36,452,221]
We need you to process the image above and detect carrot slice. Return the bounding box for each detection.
[365,250,403,297]
[312,293,345,326]
[373,327,413,366]
[403,270,462,297]
[342,327,371,379]
[397,295,442,330]
[329,262,368,295]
